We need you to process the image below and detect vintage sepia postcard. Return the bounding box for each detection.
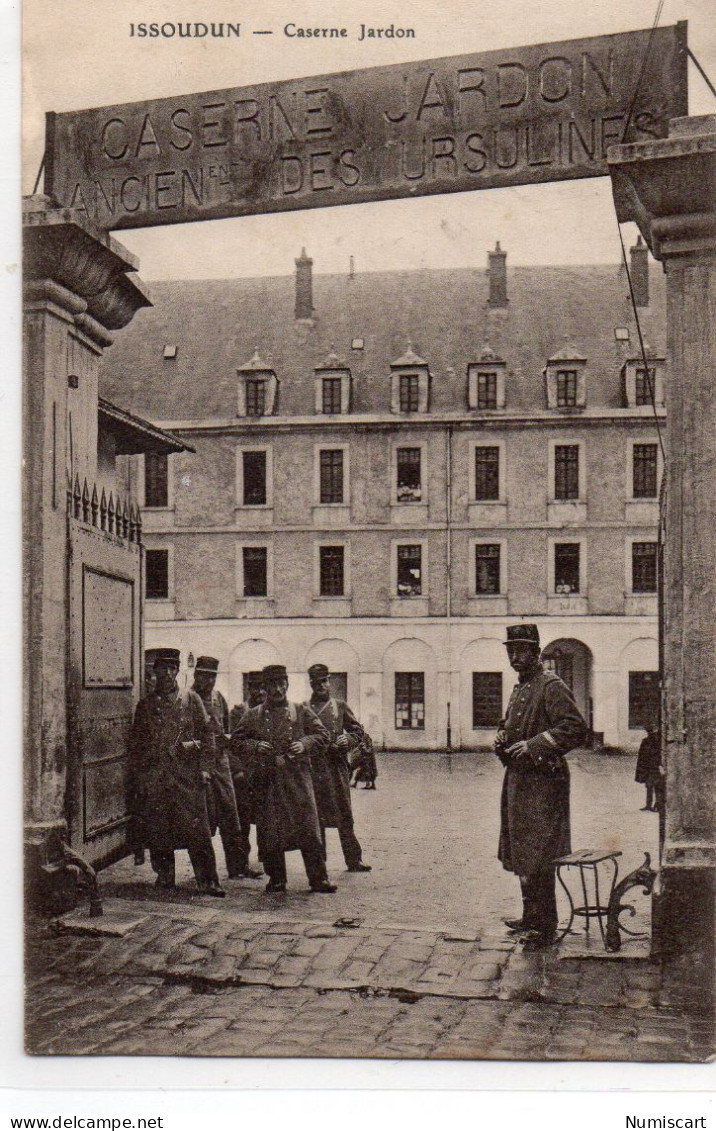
[19,0,714,1080]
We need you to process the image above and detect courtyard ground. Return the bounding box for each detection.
[25,752,713,1062]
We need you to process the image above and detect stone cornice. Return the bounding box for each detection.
[23,195,151,333]
[152,409,666,435]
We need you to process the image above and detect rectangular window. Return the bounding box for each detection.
[554,444,579,500]
[629,671,660,729]
[243,547,268,597]
[635,368,656,407]
[329,672,347,700]
[145,549,169,599]
[632,541,658,593]
[474,446,500,501]
[322,377,342,414]
[633,443,658,498]
[319,546,344,597]
[242,451,267,506]
[144,452,168,508]
[396,447,422,502]
[554,543,580,594]
[556,370,578,407]
[399,374,420,413]
[472,673,503,727]
[477,371,498,410]
[395,672,425,730]
[246,378,266,417]
[475,544,501,594]
[397,545,422,597]
[319,449,344,504]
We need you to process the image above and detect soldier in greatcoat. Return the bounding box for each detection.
[495,624,587,950]
[191,656,262,880]
[228,672,266,873]
[305,663,371,872]
[232,664,337,894]
[128,647,225,897]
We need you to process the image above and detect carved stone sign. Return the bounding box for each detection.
[45,23,687,230]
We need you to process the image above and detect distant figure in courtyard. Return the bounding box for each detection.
[495,624,587,951]
[232,664,337,894]
[228,671,267,875]
[351,733,378,789]
[305,663,371,871]
[635,720,662,812]
[192,656,262,880]
[129,648,225,897]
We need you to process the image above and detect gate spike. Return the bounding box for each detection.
[99,487,108,530]
[91,484,99,527]
[73,474,82,519]
[128,503,137,543]
[121,496,130,539]
[81,478,90,523]
[107,491,115,534]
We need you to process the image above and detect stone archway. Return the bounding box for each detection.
[542,638,593,738]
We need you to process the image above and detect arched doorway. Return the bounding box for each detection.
[542,638,593,740]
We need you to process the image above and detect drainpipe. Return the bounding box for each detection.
[445,425,453,752]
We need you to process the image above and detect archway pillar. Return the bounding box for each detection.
[591,667,620,747]
[609,115,715,965]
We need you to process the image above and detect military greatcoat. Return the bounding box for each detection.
[233,701,328,859]
[307,697,364,828]
[497,665,586,877]
[199,687,237,831]
[129,688,215,854]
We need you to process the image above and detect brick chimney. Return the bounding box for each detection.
[629,234,649,307]
[488,242,508,307]
[295,247,314,320]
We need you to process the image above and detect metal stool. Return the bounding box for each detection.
[553,849,622,946]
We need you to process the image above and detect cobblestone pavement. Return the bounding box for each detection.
[25,754,713,1062]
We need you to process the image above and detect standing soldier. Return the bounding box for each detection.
[233,664,337,894]
[306,664,371,872]
[228,672,266,874]
[495,625,586,951]
[191,657,262,880]
[129,648,225,897]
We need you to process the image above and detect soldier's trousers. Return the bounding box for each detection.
[231,779,256,863]
[263,848,329,889]
[151,844,218,887]
[519,868,558,937]
[320,821,363,869]
[209,764,249,876]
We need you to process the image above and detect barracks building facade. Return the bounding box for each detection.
[102,239,666,752]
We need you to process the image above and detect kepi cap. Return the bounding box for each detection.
[152,647,181,665]
[503,624,541,647]
[308,663,329,680]
[195,656,220,674]
[246,670,264,686]
[262,664,288,680]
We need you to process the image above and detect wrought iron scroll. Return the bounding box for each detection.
[605,852,657,952]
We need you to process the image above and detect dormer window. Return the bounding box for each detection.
[467,345,506,411]
[390,344,430,414]
[622,347,665,408]
[399,374,420,413]
[556,370,578,407]
[544,345,587,410]
[477,372,498,409]
[635,367,656,406]
[315,350,351,414]
[237,349,279,418]
[246,378,267,417]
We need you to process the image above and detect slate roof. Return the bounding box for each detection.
[100,261,667,420]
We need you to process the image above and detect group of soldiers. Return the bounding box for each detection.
[130,620,588,951]
[129,653,377,897]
